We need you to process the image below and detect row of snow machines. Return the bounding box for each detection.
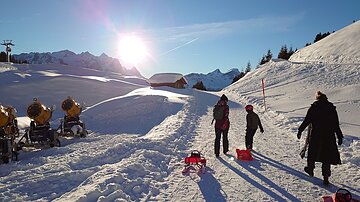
[0,96,87,164]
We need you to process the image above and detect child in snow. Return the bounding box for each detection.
[213,94,230,157]
[245,105,264,149]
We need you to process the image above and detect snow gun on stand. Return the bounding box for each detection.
[182,150,207,174]
[57,96,87,137]
[0,105,19,163]
[17,98,60,150]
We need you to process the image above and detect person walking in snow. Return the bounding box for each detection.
[213,94,230,157]
[297,91,343,186]
[244,105,264,150]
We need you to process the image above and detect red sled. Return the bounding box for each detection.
[321,188,359,202]
[236,149,254,161]
[182,150,207,174]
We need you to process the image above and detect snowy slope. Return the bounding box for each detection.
[1,21,360,202]
[185,68,240,91]
[289,20,360,64]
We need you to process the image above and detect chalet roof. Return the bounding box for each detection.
[148,73,187,84]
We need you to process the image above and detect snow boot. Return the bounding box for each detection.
[304,166,314,177]
[323,176,330,186]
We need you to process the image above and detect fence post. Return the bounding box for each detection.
[262,79,267,111]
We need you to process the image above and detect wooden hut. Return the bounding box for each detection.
[148,73,187,88]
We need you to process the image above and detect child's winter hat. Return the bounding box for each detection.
[316,91,328,101]
[220,94,228,101]
[245,105,253,111]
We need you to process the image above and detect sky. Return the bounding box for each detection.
[1,0,360,77]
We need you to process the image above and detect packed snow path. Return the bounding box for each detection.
[156,91,360,201]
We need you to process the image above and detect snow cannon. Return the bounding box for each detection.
[0,105,19,164]
[57,96,87,138]
[0,105,18,136]
[0,105,10,128]
[61,96,82,118]
[26,98,53,125]
[17,98,60,149]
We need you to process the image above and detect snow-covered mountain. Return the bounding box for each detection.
[1,21,359,201]
[185,68,240,91]
[13,50,143,77]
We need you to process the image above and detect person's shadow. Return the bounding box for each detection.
[218,157,291,201]
[197,167,227,202]
[251,151,360,200]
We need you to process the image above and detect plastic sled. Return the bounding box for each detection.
[236,149,254,161]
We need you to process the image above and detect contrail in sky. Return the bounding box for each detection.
[160,38,199,56]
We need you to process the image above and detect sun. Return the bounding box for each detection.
[118,35,148,65]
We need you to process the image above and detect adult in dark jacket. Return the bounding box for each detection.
[297,91,343,186]
[245,105,264,149]
[214,94,230,157]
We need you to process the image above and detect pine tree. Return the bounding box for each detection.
[265,50,272,62]
[287,47,295,59]
[259,55,267,65]
[314,32,322,43]
[278,45,288,59]
[232,72,245,83]
[192,81,207,91]
[245,61,251,73]
[258,50,273,66]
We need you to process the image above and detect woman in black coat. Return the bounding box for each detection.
[297,91,343,185]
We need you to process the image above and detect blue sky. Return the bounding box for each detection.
[1,0,359,77]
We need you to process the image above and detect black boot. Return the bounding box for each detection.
[304,166,314,177]
[323,176,330,186]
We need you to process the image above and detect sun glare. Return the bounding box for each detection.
[118,35,148,65]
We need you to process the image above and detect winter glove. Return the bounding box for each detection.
[297,131,302,139]
[338,138,343,145]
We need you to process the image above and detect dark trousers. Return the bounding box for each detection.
[215,128,229,155]
[245,128,257,149]
[307,160,331,177]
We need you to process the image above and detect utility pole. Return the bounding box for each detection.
[1,40,15,62]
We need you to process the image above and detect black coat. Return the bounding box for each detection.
[298,99,343,165]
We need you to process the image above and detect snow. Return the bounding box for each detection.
[147,73,186,84]
[1,21,360,201]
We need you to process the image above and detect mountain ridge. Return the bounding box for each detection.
[13,50,143,77]
[185,68,240,91]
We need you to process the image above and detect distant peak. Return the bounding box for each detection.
[225,68,240,74]
[100,53,109,58]
[80,51,93,56]
[211,69,222,73]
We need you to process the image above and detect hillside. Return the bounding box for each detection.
[289,20,360,63]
